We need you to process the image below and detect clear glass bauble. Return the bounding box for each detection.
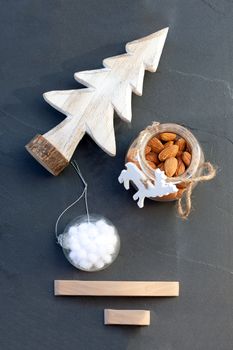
[58,214,120,272]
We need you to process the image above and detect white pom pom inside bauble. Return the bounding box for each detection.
[79,259,92,270]
[87,241,97,253]
[94,259,105,270]
[76,247,87,260]
[105,244,115,255]
[59,215,120,272]
[69,251,80,265]
[77,222,90,233]
[87,253,99,264]
[68,235,81,251]
[68,226,79,235]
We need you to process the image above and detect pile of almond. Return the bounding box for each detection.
[145,132,192,178]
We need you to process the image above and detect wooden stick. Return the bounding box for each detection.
[104,309,150,326]
[54,280,179,297]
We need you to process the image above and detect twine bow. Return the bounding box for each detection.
[177,162,216,219]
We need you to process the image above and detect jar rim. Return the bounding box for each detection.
[138,122,203,184]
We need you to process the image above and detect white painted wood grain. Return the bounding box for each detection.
[43,28,169,161]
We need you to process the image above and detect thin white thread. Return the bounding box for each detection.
[72,160,90,221]
[55,160,90,242]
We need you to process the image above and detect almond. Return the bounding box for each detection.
[146,160,156,169]
[175,158,186,176]
[157,162,165,171]
[164,141,174,148]
[186,143,191,153]
[161,191,178,200]
[158,145,179,161]
[161,188,185,200]
[182,151,191,167]
[145,131,192,180]
[176,182,187,189]
[144,145,151,155]
[148,137,164,153]
[164,157,178,177]
[159,132,177,141]
[146,152,159,164]
[177,150,183,157]
[175,138,186,152]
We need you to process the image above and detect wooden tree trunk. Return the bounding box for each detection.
[26,116,85,175]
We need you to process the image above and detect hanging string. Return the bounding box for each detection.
[55,160,90,243]
[72,160,90,222]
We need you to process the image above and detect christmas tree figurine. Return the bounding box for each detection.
[26,27,169,175]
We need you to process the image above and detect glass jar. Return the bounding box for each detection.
[126,122,204,201]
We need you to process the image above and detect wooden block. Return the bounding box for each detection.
[26,134,69,176]
[54,280,179,297]
[104,309,150,326]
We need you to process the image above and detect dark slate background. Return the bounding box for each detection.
[0,1,232,349]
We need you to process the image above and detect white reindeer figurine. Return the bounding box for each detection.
[118,162,178,208]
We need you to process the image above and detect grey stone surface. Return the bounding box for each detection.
[0,1,232,349]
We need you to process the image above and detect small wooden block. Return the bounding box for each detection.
[104,309,150,326]
[54,280,179,297]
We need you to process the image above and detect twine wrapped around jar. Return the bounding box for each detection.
[177,162,216,219]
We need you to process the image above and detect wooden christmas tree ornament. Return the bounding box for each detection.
[26,28,169,175]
